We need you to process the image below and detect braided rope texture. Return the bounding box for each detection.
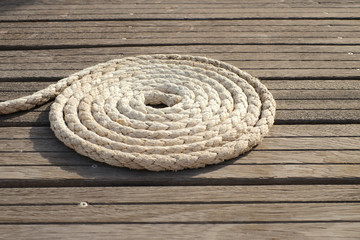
[0,55,276,171]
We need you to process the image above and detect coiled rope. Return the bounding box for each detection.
[0,55,276,171]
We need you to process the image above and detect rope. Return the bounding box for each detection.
[0,55,276,171]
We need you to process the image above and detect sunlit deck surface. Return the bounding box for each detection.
[1,0,360,238]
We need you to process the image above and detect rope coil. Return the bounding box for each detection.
[0,55,276,171]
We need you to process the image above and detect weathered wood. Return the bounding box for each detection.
[1,36,359,46]
[0,52,358,63]
[2,202,360,223]
[2,6,359,16]
[1,0,358,5]
[1,44,358,68]
[1,9,359,21]
[2,163,360,186]
[2,60,360,71]
[2,98,359,125]
[2,20,360,31]
[1,137,359,152]
[2,150,360,166]
[1,223,360,240]
[1,126,359,167]
[1,109,360,126]
[2,79,360,91]
[3,3,360,11]
[0,44,359,79]
[1,20,360,47]
[3,24,360,35]
[1,185,360,204]
[2,68,360,79]
[1,43,359,56]
[2,88,360,101]
[2,92,359,110]
[1,0,360,237]
[2,22,360,38]
[2,125,360,139]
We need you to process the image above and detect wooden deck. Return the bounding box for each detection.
[1,0,360,238]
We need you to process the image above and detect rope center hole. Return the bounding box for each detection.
[144,91,182,109]
[146,103,168,109]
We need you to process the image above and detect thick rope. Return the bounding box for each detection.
[0,55,276,171]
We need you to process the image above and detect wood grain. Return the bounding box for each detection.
[1,223,360,240]
[1,104,359,126]
[1,0,360,238]
[2,68,360,79]
[1,137,359,152]
[1,150,360,166]
[0,44,359,79]
[2,203,360,223]
[2,125,359,139]
[1,185,360,204]
[1,8,359,21]
[2,79,360,91]
[2,163,360,186]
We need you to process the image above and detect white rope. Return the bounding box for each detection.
[0,55,276,171]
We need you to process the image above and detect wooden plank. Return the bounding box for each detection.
[0,44,358,79]
[1,125,360,166]
[1,1,358,8]
[1,35,359,46]
[1,185,360,204]
[3,7,360,15]
[1,202,360,223]
[2,162,360,186]
[1,125,360,165]
[1,45,359,58]
[2,1,360,10]
[2,68,360,79]
[1,137,359,152]
[263,80,360,90]
[2,88,360,125]
[3,24,360,34]
[1,80,360,95]
[1,20,360,47]
[275,110,360,123]
[2,79,360,92]
[1,69,360,80]
[1,108,360,126]
[1,0,357,4]
[3,19,360,27]
[0,122,359,183]
[0,52,358,63]
[1,150,360,166]
[1,223,360,240]
[1,9,359,21]
[2,125,360,139]
[1,20,360,32]
[0,126,358,185]
[1,61,359,71]
[4,94,360,110]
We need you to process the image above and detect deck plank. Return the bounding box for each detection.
[0,125,359,186]
[1,185,359,238]
[1,223,360,240]
[1,102,359,125]
[2,203,360,223]
[1,7,359,20]
[2,164,360,187]
[2,79,360,91]
[0,44,359,79]
[1,185,360,204]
